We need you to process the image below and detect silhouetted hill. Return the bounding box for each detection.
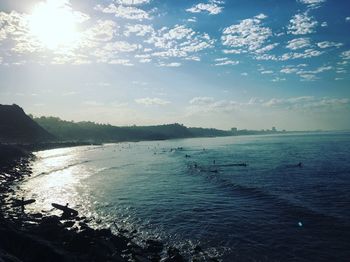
[0,104,55,143]
[34,116,231,143]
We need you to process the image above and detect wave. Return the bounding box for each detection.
[32,160,92,178]
[186,163,346,226]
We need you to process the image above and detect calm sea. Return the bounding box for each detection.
[19,132,350,261]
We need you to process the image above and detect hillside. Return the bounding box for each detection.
[34,116,232,142]
[0,104,55,143]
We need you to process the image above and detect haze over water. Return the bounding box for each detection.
[19,132,350,261]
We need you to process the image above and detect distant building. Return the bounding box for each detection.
[272,127,277,132]
[231,127,238,132]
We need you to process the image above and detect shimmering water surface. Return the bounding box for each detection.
[19,132,350,261]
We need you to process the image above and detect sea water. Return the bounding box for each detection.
[19,132,350,261]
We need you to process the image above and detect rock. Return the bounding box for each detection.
[134,254,152,262]
[40,215,61,226]
[165,247,184,262]
[194,245,202,253]
[63,221,75,228]
[32,213,42,218]
[65,233,92,253]
[146,239,163,253]
[95,228,112,237]
[110,235,129,252]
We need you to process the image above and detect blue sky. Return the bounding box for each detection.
[0,0,350,130]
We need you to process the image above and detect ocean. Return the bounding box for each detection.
[18,132,350,261]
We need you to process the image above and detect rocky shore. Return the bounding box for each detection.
[0,145,216,262]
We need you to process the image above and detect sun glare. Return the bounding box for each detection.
[28,0,81,50]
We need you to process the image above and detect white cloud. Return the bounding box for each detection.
[341,50,350,60]
[222,14,272,52]
[109,59,133,66]
[264,96,349,111]
[286,38,311,50]
[346,17,350,22]
[280,49,323,60]
[261,70,274,74]
[214,59,239,66]
[271,77,286,82]
[186,1,224,15]
[84,20,117,43]
[124,24,154,37]
[317,41,343,49]
[158,62,182,67]
[298,0,326,8]
[135,97,170,105]
[115,0,150,5]
[190,97,215,105]
[95,4,151,20]
[288,13,318,35]
[320,22,328,27]
[145,25,214,61]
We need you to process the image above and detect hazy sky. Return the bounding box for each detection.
[0,0,350,130]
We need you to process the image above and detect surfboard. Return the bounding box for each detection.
[12,199,36,207]
[51,203,78,216]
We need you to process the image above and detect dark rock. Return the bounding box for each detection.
[194,245,202,253]
[95,228,112,237]
[32,213,42,218]
[63,221,75,228]
[134,254,152,262]
[146,239,163,253]
[111,235,129,252]
[41,215,61,226]
[65,233,92,253]
[165,247,184,262]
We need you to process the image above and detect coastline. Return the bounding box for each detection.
[0,144,215,262]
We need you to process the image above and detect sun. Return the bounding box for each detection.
[28,0,82,50]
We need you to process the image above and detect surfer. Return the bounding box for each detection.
[21,197,25,213]
[62,203,71,219]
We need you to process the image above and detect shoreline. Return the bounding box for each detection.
[0,145,216,262]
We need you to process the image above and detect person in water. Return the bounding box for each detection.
[61,203,71,219]
[21,197,25,213]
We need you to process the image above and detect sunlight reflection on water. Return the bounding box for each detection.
[20,148,94,215]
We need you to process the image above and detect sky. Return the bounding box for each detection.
[0,0,350,131]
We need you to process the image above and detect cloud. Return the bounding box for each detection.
[317,41,343,49]
[135,97,170,105]
[222,14,272,53]
[298,0,326,8]
[84,20,117,43]
[286,38,311,50]
[346,17,350,22]
[280,49,323,60]
[271,77,286,82]
[280,64,332,81]
[109,59,133,66]
[115,0,151,5]
[261,70,274,74]
[186,1,224,15]
[190,97,215,105]
[95,4,151,20]
[214,57,239,66]
[264,96,349,111]
[124,24,154,36]
[145,24,215,62]
[158,62,181,67]
[287,13,318,35]
[341,50,350,60]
